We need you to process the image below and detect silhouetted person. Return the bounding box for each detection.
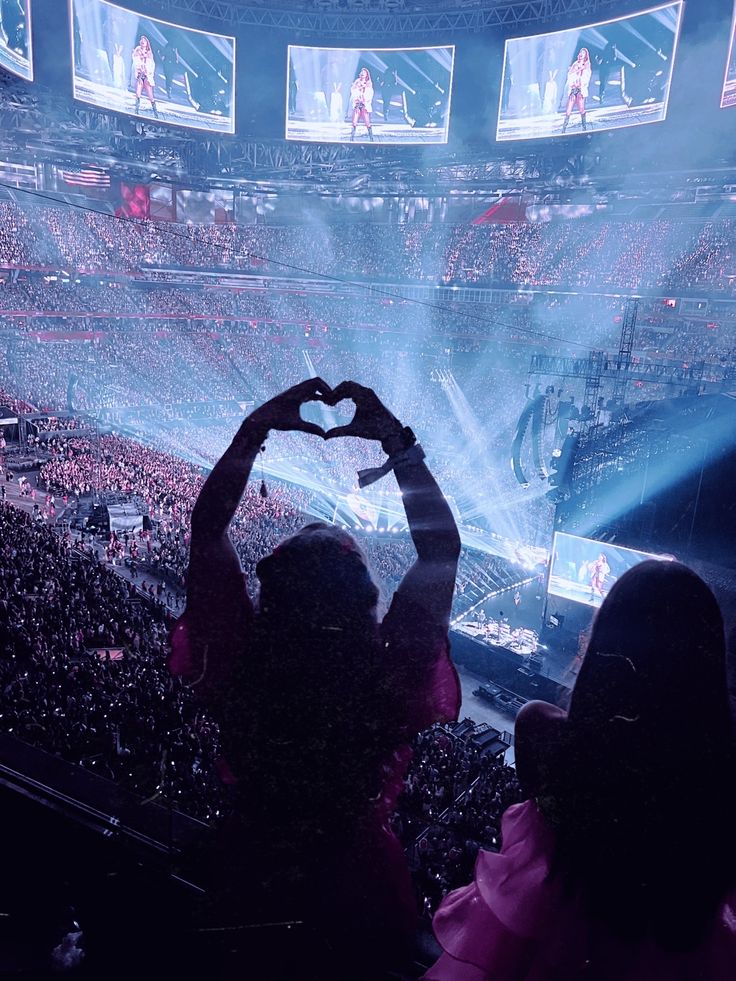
[171,379,460,978]
[428,561,736,979]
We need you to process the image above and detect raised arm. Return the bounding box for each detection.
[188,377,330,600]
[173,379,330,688]
[325,381,461,630]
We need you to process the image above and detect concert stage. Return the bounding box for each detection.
[450,626,569,712]
[455,618,540,657]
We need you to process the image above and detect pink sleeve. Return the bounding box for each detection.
[168,570,253,699]
[380,591,460,736]
[427,803,736,981]
[425,801,564,980]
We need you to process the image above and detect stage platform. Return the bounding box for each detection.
[450,627,569,712]
[455,618,539,657]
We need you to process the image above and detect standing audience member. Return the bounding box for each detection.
[171,380,461,977]
[426,561,736,980]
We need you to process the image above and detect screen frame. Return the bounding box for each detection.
[721,0,736,109]
[495,0,685,143]
[68,0,237,134]
[0,0,34,81]
[284,42,456,145]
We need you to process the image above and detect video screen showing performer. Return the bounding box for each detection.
[286,44,455,145]
[350,67,374,141]
[497,1,683,141]
[721,1,736,109]
[548,532,672,609]
[0,0,33,80]
[71,0,235,134]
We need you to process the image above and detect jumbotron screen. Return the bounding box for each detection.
[548,532,673,610]
[286,44,455,145]
[0,0,33,80]
[722,1,736,108]
[496,1,684,142]
[70,0,236,134]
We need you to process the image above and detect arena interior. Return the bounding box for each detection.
[1,0,736,977]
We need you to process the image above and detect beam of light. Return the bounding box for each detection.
[301,350,339,433]
[440,370,526,544]
[582,28,637,68]
[569,405,736,542]
[650,5,681,32]
[400,55,443,93]
[619,23,664,61]
[426,47,454,73]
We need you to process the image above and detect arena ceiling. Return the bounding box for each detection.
[153,0,629,35]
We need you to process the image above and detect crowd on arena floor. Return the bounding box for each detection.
[0,502,225,820]
[2,197,736,976]
[398,725,522,915]
[0,482,521,920]
[34,426,525,613]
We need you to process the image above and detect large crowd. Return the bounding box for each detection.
[2,197,736,977]
[0,275,733,423]
[0,268,730,559]
[35,426,526,617]
[2,202,736,294]
[0,502,225,820]
[0,451,522,910]
[399,725,522,916]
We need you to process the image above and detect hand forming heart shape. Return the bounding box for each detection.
[319,381,403,443]
[247,377,333,437]
[249,378,401,442]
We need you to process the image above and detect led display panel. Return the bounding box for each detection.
[497,2,684,141]
[0,0,33,80]
[548,532,673,609]
[721,1,736,108]
[70,0,235,134]
[286,44,455,144]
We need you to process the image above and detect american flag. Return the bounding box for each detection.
[61,166,111,188]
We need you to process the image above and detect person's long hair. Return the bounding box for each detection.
[213,524,394,892]
[540,560,736,950]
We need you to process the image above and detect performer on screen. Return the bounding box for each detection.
[132,35,159,118]
[589,552,610,602]
[350,67,374,142]
[562,47,591,134]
